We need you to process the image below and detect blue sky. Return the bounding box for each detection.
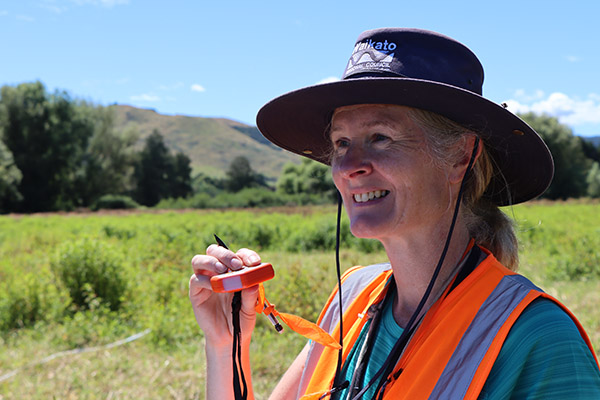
[1,0,599,137]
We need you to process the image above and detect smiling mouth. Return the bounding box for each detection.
[353,190,390,203]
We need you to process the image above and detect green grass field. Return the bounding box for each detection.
[0,202,599,399]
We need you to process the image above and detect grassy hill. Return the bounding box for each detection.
[110,105,300,182]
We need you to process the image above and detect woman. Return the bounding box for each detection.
[190,28,600,399]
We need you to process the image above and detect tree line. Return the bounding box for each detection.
[520,113,600,199]
[0,81,193,213]
[1,81,599,214]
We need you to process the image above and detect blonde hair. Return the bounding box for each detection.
[406,108,519,270]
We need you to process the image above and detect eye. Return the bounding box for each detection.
[372,133,391,143]
[333,138,350,149]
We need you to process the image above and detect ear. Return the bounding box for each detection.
[448,135,482,184]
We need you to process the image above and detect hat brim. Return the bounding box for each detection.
[256,77,553,206]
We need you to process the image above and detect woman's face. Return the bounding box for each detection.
[330,104,453,242]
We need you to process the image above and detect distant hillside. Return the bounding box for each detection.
[582,136,600,147]
[110,105,300,182]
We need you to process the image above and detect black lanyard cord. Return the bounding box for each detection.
[231,291,248,400]
[332,192,347,390]
[318,192,351,400]
[351,137,481,400]
[214,234,248,400]
[347,280,396,399]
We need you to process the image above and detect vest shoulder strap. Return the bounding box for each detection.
[299,263,392,398]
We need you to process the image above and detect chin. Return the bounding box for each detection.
[349,219,385,240]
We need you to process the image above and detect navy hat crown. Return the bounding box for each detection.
[343,28,484,95]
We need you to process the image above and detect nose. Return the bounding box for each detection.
[334,144,373,179]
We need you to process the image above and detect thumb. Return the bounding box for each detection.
[240,285,260,316]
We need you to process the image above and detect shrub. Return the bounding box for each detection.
[0,275,44,332]
[52,305,124,348]
[210,188,286,208]
[102,224,137,240]
[91,194,140,211]
[544,236,600,281]
[154,190,337,210]
[50,238,128,311]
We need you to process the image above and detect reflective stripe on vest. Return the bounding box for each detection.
[301,251,599,400]
[429,275,541,398]
[300,264,392,398]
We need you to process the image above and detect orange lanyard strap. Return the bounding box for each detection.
[255,284,341,350]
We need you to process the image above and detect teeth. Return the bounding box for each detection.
[354,190,389,203]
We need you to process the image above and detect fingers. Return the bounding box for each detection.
[189,246,262,307]
[236,248,262,267]
[192,245,262,277]
[189,272,258,315]
[189,272,212,291]
[188,273,214,307]
[191,254,228,277]
[206,244,245,270]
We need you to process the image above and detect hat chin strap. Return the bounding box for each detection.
[330,191,347,394]
[328,136,480,400]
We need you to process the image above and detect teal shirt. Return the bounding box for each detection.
[332,290,402,400]
[479,298,600,399]
[333,296,600,399]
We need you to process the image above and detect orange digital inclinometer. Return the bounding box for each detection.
[210,262,275,293]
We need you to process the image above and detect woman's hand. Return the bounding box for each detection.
[190,245,260,399]
[189,245,261,349]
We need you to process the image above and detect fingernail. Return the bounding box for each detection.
[215,261,227,274]
[249,255,260,265]
[231,258,243,270]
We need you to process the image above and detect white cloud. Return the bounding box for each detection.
[565,55,581,63]
[316,76,340,85]
[41,4,67,13]
[503,99,529,114]
[71,0,130,8]
[37,0,127,13]
[513,89,545,102]
[40,0,69,13]
[130,93,160,102]
[505,90,600,126]
[190,84,206,93]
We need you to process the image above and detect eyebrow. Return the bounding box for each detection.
[329,119,399,136]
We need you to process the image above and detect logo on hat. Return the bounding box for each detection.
[345,38,397,76]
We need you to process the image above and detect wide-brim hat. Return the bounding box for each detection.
[256,28,554,206]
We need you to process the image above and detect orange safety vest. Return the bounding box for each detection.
[300,249,599,399]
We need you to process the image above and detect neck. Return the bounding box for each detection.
[380,216,471,328]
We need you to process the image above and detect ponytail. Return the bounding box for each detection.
[407,108,519,270]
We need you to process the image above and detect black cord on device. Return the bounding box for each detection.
[231,291,248,400]
[331,192,347,391]
[213,234,248,400]
[319,192,350,400]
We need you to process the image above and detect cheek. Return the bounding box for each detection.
[331,165,343,188]
[417,173,452,210]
